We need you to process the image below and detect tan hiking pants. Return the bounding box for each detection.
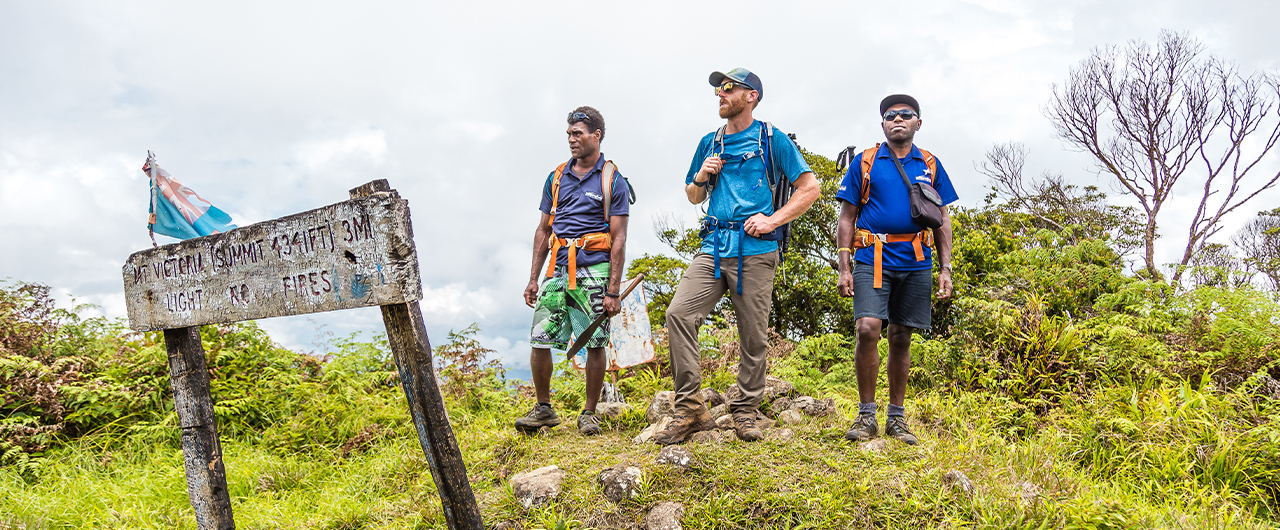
[665,252,779,415]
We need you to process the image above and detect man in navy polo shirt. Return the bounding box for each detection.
[835,94,958,445]
[653,68,820,444]
[517,106,631,436]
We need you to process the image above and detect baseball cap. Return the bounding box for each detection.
[709,68,764,101]
[880,94,920,116]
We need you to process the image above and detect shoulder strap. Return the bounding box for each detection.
[713,125,727,155]
[601,160,616,222]
[761,121,777,189]
[919,148,938,186]
[859,144,880,205]
[548,162,569,227]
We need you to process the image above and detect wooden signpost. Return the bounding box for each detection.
[122,180,483,529]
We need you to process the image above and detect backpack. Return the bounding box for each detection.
[708,121,796,255]
[544,159,631,289]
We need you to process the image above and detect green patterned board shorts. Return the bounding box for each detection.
[530,262,611,350]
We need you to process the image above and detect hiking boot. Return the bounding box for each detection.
[577,410,602,436]
[732,412,765,442]
[514,403,561,433]
[844,413,878,442]
[885,415,918,445]
[651,408,715,445]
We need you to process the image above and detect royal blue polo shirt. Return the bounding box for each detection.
[539,154,631,267]
[835,143,959,271]
[685,120,811,258]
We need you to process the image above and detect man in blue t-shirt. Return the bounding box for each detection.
[653,68,820,444]
[517,106,631,436]
[834,94,959,446]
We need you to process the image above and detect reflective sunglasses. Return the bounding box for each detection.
[715,81,752,95]
[882,109,919,121]
[570,111,590,121]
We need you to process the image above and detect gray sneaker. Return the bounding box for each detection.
[844,413,878,442]
[884,415,918,445]
[514,403,561,433]
[577,410,602,435]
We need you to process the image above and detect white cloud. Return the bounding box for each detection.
[2,0,1278,362]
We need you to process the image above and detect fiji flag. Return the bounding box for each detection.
[144,152,236,242]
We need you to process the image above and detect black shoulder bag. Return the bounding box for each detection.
[887,149,945,229]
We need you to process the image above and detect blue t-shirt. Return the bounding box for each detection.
[835,143,959,271]
[539,155,631,267]
[685,120,812,257]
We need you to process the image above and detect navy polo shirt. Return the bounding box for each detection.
[538,154,631,267]
[835,143,959,271]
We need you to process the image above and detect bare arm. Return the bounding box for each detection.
[933,205,954,299]
[685,156,723,204]
[524,212,553,307]
[603,215,629,316]
[836,200,860,297]
[743,171,821,237]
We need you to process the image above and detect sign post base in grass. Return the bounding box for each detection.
[125,179,482,529]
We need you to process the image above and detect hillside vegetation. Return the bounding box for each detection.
[3,152,1280,529]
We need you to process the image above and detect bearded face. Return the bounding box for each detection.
[718,88,754,119]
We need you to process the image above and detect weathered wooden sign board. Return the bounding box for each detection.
[122,180,482,530]
[123,192,421,331]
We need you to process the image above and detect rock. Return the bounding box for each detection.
[724,376,795,404]
[700,388,725,408]
[791,396,835,416]
[491,523,520,530]
[510,465,565,510]
[778,409,805,425]
[688,430,728,444]
[768,428,795,441]
[655,445,696,470]
[597,402,630,419]
[596,465,643,502]
[645,501,685,530]
[941,470,974,495]
[714,414,734,430]
[770,397,793,416]
[859,438,891,453]
[633,416,672,444]
[1016,481,1042,506]
[647,391,676,424]
[708,403,727,418]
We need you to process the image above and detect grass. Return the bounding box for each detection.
[2,372,1276,529]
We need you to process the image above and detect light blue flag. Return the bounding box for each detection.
[144,152,236,243]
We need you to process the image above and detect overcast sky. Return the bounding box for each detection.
[3,1,1278,373]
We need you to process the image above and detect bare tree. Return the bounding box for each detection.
[1186,243,1254,289]
[1046,30,1280,285]
[977,142,1144,257]
[1231,207,1280,290]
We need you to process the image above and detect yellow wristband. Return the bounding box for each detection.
[837,248,852,253]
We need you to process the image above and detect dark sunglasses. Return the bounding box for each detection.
[715,81,753,95]
[570,111,590,121]
[883,109,918,121]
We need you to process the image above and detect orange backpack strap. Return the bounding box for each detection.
[859,144,880,205]
[545,162,570,280]
[601,160,616,222]
[919,148,938,186]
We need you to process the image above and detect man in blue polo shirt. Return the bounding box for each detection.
[653,68,820,444]
[835,94,958,445]
[517,106,631,436]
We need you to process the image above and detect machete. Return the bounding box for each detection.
[564,273,645,360]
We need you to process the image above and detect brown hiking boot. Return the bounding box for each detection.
[651,407,714,445]
[732,412,765,442]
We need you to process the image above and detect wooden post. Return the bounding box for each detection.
[351,180,484,529]
[164,326,235,530]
